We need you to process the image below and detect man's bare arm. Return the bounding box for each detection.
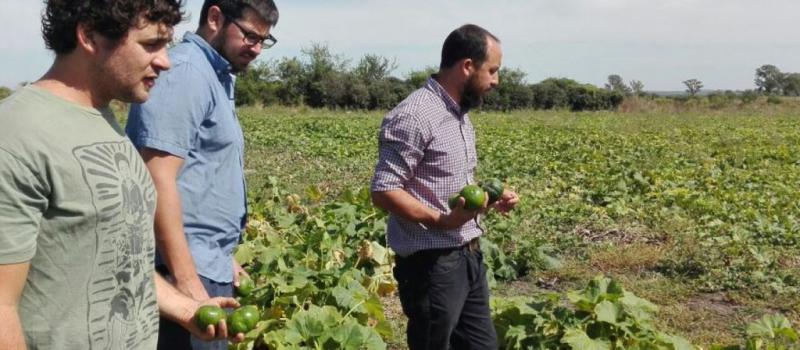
[371,189,479,230]
[141,148,208,300]
[0,262,30,350]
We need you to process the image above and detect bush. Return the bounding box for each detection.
[483,68,534,111]
[0,86,11,100]
[568,84,623,111]
[406,67,437,89]
[528,78,622,111]
[708,92,735,109]
[741,90,759,104]
[531,78,577,109]
[275,57,307,105]
[767,95,783,104]
[236,62,280,106]
[492,276,695,349]
[367,77,412,110]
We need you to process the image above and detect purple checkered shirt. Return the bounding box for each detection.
[371,77,483,257]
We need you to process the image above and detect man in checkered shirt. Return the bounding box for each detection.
[371,24,520,350]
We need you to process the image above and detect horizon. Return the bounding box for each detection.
[2,0,799,91]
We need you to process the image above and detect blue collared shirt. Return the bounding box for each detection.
[126,32,246,283]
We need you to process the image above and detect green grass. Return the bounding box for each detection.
[238,105,799,348]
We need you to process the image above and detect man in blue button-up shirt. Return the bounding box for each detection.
[126,1,279,349]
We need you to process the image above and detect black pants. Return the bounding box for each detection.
[156,268,233,350]
[394,246,497,350]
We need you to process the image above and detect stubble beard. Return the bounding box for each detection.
[211,34,250,74]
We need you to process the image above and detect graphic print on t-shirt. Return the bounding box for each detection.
[73,142,158,349]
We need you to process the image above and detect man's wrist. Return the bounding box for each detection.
[172,272,201,285]
[423,211,445,229]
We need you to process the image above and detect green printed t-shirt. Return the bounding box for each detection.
[0,85,159,349]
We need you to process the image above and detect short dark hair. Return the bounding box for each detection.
[42,0,185,55]
[198,0,279,28]
[439,24,500,70]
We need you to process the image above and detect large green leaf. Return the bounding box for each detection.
[660,334,697,350]
[331,322,368,350]
[594,300,621,325]
[562,328,611,350]
[620,291,658,322]
[234,242,256,265]
[746,313,799,341]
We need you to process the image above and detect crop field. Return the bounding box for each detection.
[224,104,799,349]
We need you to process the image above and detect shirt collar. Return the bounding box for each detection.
[182,31,233,76]
[426,75,465,117]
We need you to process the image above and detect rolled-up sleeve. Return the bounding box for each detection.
[0,148,48,264]
[371,113,428,192]
[126,62,211,158]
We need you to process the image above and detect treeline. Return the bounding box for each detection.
[2,47,795,112]
[235,44,624,111]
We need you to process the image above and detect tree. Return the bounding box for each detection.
[629,80,644,96]
[301,43,349,107]
[235,61,279,106]
[605,74,631,95]
[354,54,396,82]
[367,77,411,110]
[532,78,576,109]
[354,54,409,110]
[782,73,800,97]
[406,66,437,88]
[530,78,622,111]
[683,79,703,96]
[569,84,623,111]
[0,86,11,100]
[483,68,533,110]
[754,64,784,95]
[275,57,307,105]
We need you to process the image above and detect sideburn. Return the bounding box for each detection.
[460,74,483,112]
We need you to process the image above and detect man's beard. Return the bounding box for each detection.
[211,34,248,73]
[460,74,483,112]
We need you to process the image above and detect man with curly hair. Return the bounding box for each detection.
[0,1,243,349]
[126,1,279,348]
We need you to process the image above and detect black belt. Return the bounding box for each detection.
[398,237,482,264]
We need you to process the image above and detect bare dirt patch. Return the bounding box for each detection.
[573,225,667,245]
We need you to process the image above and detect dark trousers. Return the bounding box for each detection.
[393,245,497,350]
[156,269,233,350]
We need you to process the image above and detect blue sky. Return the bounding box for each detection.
[2,0,799,91]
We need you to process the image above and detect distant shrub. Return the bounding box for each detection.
[528,78,622,111]
[0,86,11,100]
[708,92,734,109]
[767,95,782,104]
[740,90,759,104]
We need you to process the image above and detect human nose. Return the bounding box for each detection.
[248,42,263,56]
[153,46,171,72]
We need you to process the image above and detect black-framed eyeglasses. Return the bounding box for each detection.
[230,20,277,49]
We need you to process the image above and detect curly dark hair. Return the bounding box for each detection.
[42,0,186,55]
